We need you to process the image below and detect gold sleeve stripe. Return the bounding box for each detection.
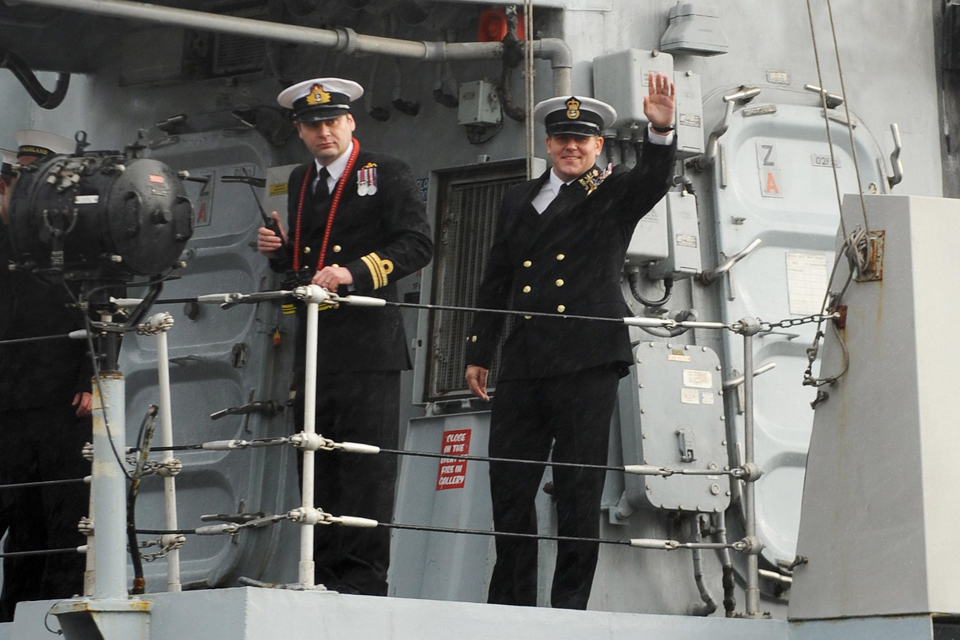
[369,252,389,287]
[362,252,394,289]
[360,254,383,289]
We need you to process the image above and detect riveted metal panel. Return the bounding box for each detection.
[621,342,729,513]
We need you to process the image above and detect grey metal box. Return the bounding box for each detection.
[620,342,730,513]
[647,191,703,280]
[457,80,502,126]
[593,49,675,134]
[625,196,669,265]
[674,71,705,159]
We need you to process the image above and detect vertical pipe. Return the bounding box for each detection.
[155,330,182,592]
[742,331,760,616]
[298,296,320,588]
[83,491,95,596]
[91,370,128,599]
[524,0,535,179]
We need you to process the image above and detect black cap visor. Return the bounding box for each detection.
[294,105,351,123]
[546,121,602,138]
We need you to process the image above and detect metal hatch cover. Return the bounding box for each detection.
[622,342,730,513]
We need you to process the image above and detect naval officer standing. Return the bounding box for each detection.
[257,78,432,595]
[464,73,676,609]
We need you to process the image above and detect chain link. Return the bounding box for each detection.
[761,312,838,332]
[137,535,185,563]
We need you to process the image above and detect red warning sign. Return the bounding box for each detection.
[436,429,471,491]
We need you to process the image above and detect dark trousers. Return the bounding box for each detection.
[487,365,620,610]
[0,404,91,621]
[295,370,400,595]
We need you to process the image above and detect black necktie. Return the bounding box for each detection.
[314,166,330,199]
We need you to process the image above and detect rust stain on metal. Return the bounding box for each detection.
[834,305,848,330]
[855,230,885,282]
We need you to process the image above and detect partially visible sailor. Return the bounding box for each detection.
[0,130,92,620]
[257,78,433,595]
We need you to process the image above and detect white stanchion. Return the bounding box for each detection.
[155,322,182,592]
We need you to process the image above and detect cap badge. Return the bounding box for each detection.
[565,97,581,120]
[306,84,332,106]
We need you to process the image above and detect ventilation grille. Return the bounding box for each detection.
[427,169,526,400]
[210,0,267,76]
[212,33,265,75]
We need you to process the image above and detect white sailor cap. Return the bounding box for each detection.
[1,148,15,177]
[534,95,617,137]
[277,78,364,123]
[14,129,74,160]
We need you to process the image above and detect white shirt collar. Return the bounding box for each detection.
[549,168,574,192]
[314,140,354,182]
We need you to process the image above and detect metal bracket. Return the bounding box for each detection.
[887,123,903,189]
[676,428,696,463]
[854,230,885,282]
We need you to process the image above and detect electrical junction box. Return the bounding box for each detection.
[659,2,729,57]
[647,191,702,280]
[618,342,730,513]
[674,70,704,160]
[625,196,669,266]
[458,80,502,126]
[593,49,675,135]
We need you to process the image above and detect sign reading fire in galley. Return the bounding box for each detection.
[436,429,471,491]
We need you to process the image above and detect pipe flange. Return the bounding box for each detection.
[334,28,359,55]
[738,317,762,336]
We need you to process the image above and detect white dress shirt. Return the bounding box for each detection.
[313,140,355,194]
[531,125,674,214]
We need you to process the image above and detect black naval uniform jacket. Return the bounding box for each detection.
[465,133,676,380]
[271,147,433,374]
[0,229,92,413]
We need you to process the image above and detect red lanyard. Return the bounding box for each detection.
[292,138,361,272]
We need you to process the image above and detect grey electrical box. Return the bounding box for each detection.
[674,71,705,160]
[619,342,730,513]
[593,49,675,134]
[660,2,729,57]
[625,196,669,266]
[458,81,502,126]
[647,191,702,280]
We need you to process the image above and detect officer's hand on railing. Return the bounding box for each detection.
[73,391,93,418]
[257,211,288,258]
[465,365,490,402]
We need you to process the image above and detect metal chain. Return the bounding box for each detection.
[137,535,185,563]
[761,312,839,332]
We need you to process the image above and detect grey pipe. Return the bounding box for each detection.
[16,0,573,95]
[741,323,760,617]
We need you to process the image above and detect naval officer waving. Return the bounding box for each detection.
[464,72,676,609]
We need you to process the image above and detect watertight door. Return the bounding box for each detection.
[124,129,298,590]
[710,103,887,565]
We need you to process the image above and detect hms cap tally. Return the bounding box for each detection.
[277,77,364,122]
[14,129,75,160]
[533,95,618,137]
